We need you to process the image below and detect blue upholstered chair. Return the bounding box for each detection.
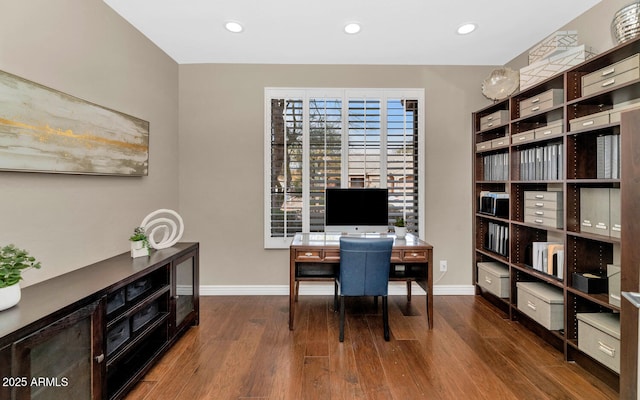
[336,237,394,342]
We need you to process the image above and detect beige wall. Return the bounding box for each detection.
[178,64,495,287]
[0,0,623,290]
[507,0,631,69]
[0,0,179,286]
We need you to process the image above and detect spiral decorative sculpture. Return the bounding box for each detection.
[140,209,184,249]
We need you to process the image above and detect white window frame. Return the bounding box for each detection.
[264,87,425,249]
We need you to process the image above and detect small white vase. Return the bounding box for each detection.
[394,226,407,239]
[0,283,21,311]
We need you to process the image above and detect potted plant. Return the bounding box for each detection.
[129,227,150,258]
[394,217,407,239]
[0,244,41,311]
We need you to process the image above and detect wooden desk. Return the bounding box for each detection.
[289,232,433,331]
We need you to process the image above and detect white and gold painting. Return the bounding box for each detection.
[0,70,149,176]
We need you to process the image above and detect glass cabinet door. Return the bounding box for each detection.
[11,299,104,400]
[174,250,198,332]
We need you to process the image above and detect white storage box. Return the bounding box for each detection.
[569,109,610,132]
[517,281,564,330]
[582,54,640,97]
[521,45,597,91]
[528,31,578,64]
[519,89,564,118]
[534,120,564,140]
[480,110,509,131]
[577,312,620,373]
[608,264,621,307]
[477,262,509,298]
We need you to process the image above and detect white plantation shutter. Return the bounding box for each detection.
[309,98,343,232]
[265,88,424,248]
[347,99,383,188]
[386,98,420,233]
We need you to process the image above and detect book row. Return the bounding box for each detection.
[597,134,621,179]
[483,153,509,181]
[518,142,563,181]
[484,222,509,257]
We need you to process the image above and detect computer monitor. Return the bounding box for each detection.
[324,188,389,234]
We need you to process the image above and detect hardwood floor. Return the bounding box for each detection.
[124,295,618,400]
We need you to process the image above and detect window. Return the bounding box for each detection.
[264,88,424,248]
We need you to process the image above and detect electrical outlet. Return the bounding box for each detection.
[440,260,447,272]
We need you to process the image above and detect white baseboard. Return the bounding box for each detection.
[199,282,475,296]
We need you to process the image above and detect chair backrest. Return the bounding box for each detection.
[339,237,394,296]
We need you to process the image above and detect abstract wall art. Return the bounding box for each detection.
[0,70,149,176]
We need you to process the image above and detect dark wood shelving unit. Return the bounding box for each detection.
[473,36,640,398]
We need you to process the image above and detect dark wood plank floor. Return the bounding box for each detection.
[124,295,618,400]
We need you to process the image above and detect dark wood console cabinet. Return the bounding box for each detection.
[0,242,199,400]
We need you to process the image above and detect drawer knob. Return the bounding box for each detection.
[95,354,105,364]
[305,252,313,257]
[582,120,595,126]
[484,277,492,284]
[527,300,537,311]
[531,97,540,104]
[411,253,418,257]
[531,106,540,112]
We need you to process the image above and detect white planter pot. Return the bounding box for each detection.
[394,226,407,239]
[0,283,21,311]
[131,241,149,258]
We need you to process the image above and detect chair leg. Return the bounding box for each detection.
[333,281,339,312]
[295,281,300,302]
[382,296,390,341]
[406,280,412,302]
[339,296,345,342]
[373,295,378,309]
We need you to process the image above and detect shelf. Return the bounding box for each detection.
[566,286,620,311]
[511,263,564,287]
[566,230,620,245]
[107,285,170,328]
[474,248,508,264]
[106,312,169,368]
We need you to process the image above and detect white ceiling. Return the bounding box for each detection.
[103,0,602,65]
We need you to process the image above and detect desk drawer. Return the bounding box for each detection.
[295,250,322,261]
[401,250,428,262]
[324,249,340,262]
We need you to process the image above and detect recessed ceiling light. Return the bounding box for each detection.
[457,23,477,35]
[225,21,243,33]
[344,23,361,34]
